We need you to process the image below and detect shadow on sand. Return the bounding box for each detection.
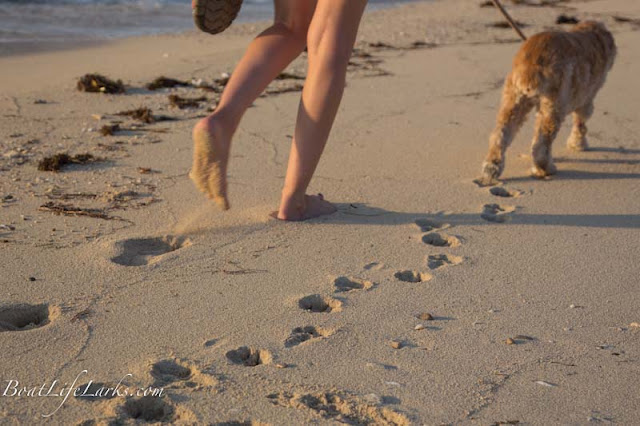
[326,203,640,229]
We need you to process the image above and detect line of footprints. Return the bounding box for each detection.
[0,185,522,424]
[228,216,473,364]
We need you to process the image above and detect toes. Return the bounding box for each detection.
[304,195,337,219]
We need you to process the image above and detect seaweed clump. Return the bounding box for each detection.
[100,124,121,136]
[38,153,99,172]
[77,74,125,94]
[146,77,191,90]
[168,95,207,109]
[115,107,173,124]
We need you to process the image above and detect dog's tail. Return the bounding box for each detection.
[512,65,542,97]
[510,32,557,97]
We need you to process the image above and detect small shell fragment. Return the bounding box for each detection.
[535,380,557,387]
[417,312,433,321]
[414,324,426,331]
[505,338,515,345]
[390,340,402,349]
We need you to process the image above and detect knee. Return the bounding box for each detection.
[273,6,312,51]
[269,21,307,51]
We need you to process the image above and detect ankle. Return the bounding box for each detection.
[197,109,237,139]
[280,187,306,203]
[212,106,241,131]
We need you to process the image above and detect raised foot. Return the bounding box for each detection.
[190,119,230,210]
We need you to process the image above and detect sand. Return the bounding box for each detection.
[1,0,639,424]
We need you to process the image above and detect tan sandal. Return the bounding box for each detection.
[193,0,243,35]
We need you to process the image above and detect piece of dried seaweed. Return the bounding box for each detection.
[100,124,121,136]
[38,153,100,172]
[115,107,175,124]
[168,94,208,109]
[77,74,125,94]
[263,84,304,96]
[275,72,305,80]
[38,201,121,221]
[146,76,191,90]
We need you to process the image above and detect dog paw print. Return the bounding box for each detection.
[298,294,343,313]
[414,218,450,232]
[427,254,463,270]
[333,276,373,293]
[422,233,461,247]
[481,204,515,223]
[394,270,432,283]
[226,346,272,367]
[489,186,523,198]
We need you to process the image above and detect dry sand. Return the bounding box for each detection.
[1,0,639,424]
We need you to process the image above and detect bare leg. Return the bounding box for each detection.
[567,101,594,151]
[276,0,368,220]
[191,0,316,209]
[531,97,564,178]
[481,75,535,181]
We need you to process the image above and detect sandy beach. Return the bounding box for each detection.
[1,0,639,424]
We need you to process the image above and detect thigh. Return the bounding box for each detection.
[273,0,317,34]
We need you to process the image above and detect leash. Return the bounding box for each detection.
[491,0,527,41]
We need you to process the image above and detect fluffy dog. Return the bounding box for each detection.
[481,21,616,182]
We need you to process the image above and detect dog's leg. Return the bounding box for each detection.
[482,77,534,180]
[567,101,594,151]
[530,97,564,178]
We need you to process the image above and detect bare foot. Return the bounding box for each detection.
[273,193,337,221]
[190,117,231,210]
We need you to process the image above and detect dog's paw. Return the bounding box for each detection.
[567,135,589,152]
[530,162,557,179]
[481,160,503,179]
[476,161,503,187]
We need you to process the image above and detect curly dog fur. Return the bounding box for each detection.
[481,21,616,181]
